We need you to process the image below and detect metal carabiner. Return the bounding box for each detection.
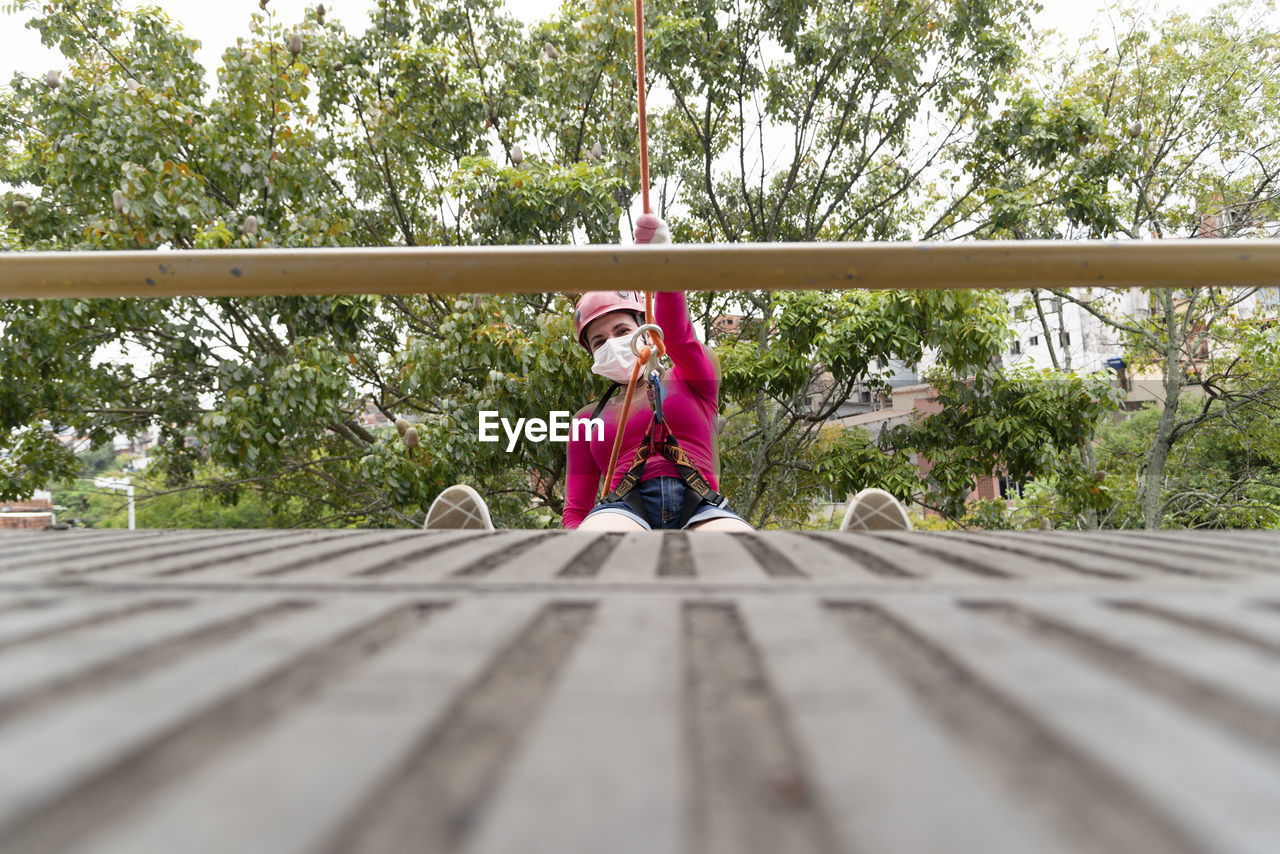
[630,323,664,376]
[647,368,664,423]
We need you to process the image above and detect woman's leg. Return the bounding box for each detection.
[578,511,647,531]
[688,516,754,532]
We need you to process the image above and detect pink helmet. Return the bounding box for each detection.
[572,290,645,352]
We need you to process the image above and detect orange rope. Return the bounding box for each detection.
[634,0,651,215]
[599,0,662,502]
[599,324,667,501]
[601,352,646,502]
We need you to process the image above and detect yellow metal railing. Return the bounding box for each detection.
[1,240,1278,299]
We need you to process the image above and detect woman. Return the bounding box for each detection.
[423,214,909,532]
[425,288,754,530]
[425,214,750,531]
[564,285,753,531]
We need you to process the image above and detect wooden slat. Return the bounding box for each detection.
[884,531,1104,582]
[687,533,770,581]
[1026,532,1248,578]
[105,530,404,580]
[0,597,403,831]
[1167,530,1280,550]
[483,532,610,582]
[1007,597,1280,717]
[70,531,349,578]
[595,531,662,581]
[937,531,1142,580]
[878,598,1280,854]
[813,532,997,581]
[63,597,544,854]
[0,595,179,649]
[0,532,53,547]
[0,530,229,572]
[386,531,556,582]
[0,596,282,712]
[278,530,501,581]
[747,531,885,580]
[740,595,1070,854]
[14,530,300,576]
[1115,597,1280,649]
[1083,531,1280,570]
[466,597,684,854]
[0,530,172,558]
[0,528,1278,853]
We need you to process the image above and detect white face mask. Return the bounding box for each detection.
[591,334,642,383]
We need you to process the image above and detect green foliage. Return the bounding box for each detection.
[53,464,280,528]
[1,427,83,501]
[887,367,1119,521]
[712,409,918,529]
[77,441,127,476]
[809,425,919,505]
[450,155,621,244]
[370,292,602,526]
[963,0,1280,241]
[711,286,1018,523]
[8,0,1265,529]
[1095,393,1280,530]
[649,0,1038,242]
[967,0,1280,528]
[0,0,625,522]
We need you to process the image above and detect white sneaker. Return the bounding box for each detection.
[424,484,495,530]
[839,488,913,532]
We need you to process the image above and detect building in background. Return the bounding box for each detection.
[0,490,56,530]
[1005,215,1280,411]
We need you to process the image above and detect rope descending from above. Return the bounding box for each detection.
[598,0,662,501]
[634,0,652,217]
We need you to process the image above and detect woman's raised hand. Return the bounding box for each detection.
[634,213,670,244]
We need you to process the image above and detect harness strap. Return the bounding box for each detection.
[594,362,730,527]
[600,429,730,527]
[590,382,622,421]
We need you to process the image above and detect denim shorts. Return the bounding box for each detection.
[585,476,750,530]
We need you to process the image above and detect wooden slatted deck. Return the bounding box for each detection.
[0,528,1278,854]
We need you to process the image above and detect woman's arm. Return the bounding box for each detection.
[562,415,602,528]
[654,290,717,402]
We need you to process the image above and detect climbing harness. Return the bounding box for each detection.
[597,366,733,527]
[587,0,731,528]
[589,335,732,528]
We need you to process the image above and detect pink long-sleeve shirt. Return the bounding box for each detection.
[562,291,720,529]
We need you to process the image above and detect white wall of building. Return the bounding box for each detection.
[1003,285,1279,397]
[1004,288,1149,375]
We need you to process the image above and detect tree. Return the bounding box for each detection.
[53,462,280,528]
[974,0,1280,528]
[1,0,1117,528]
[711,287,1014,524]
[1093,343,1280,529]
[628,0,1100,523]
[1,0,622,525]
[886,366,1120,523]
